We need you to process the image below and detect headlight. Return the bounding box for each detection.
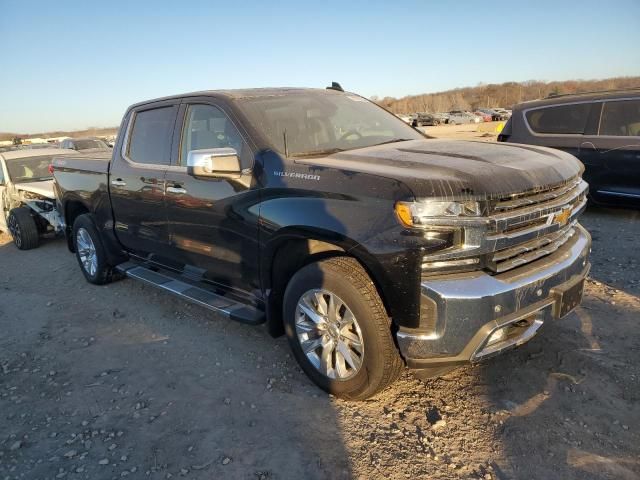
[395,200,482,227]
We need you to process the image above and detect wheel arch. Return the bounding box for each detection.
[63,197,91,252]
[263,228,394,337]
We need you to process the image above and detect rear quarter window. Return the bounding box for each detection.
[525,103,591,135]
[599,99,640,136]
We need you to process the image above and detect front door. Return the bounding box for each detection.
[164,102,261,299]
[110,104,178,260]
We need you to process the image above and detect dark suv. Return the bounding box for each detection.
[498,89,640,207]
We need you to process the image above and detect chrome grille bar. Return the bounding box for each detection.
[422,179,589,274]
[488,227,577,273]
[492,178,582,212]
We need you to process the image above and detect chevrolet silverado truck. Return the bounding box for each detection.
[52,86,591,400]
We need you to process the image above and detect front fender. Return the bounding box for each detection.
[258,191,425,328]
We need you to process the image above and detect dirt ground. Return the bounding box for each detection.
[1,125,639,480]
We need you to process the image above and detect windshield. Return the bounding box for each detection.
[6,155,55,183]
[235,91,423,157]
[74,139,108,150]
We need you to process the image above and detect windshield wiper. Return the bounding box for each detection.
[291,148,345,158]
[371,138,413,147]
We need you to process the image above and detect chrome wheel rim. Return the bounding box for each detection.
[76,228,98,276]
[295,289,364,380]
[7,214,21,247]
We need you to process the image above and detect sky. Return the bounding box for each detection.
[1,0,639,133]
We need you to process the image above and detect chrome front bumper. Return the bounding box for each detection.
[397,223,591,371]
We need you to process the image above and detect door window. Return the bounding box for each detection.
[526,103,591,134]
[180,105,250,167]
[127,106,176,165]
[599,99,640,136]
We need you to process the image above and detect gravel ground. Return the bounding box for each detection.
[1,207,638,480]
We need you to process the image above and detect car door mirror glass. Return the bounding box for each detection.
[187,148,241,178]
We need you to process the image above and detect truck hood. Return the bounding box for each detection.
[15,180,55,199]
[299,139,583,199]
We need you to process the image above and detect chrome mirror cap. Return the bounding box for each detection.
[186,148,241,178]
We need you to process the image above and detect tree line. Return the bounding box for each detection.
[373,76,640,114]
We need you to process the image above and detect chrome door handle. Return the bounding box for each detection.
[166,186,187,194]
[111,179,126,187]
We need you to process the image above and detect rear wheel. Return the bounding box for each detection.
[7,207,39,250]
[72,214,114,285]
[284,257,404,400]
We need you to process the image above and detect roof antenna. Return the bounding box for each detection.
[283,129,289,157]
[326,81,344,92]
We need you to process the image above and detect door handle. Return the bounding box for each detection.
[167,186,187,195]
[111,179,127,187]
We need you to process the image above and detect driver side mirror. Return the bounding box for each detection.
[187,148,241,178]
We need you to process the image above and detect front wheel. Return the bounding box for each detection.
[283,257,404,400]
[72,214,114,285]
[7,207,39,250]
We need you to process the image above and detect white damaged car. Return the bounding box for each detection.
[0,148,78,249]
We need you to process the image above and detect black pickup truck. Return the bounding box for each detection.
[53,86,591,400]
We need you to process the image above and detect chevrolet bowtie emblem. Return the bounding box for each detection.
[554,207,572,227]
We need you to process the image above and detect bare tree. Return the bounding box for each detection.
[375,76,640,113]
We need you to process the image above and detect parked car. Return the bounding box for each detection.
[433,112,450,124]
[493,108,512,119]
[0,148,77,249]
[473,111,492,122]
[447,110,479,124]
[53,86,591,399]
[477,108,508,121]
[396,114,414,125]
[412,113,441,126]
[60,137,111,151]
[498,89,640,207]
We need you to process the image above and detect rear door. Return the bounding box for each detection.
[110,103,178,260]
[163,100,261,298]
[520,101,593,159]
[590,98,640,204]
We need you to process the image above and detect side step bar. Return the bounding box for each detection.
[115,262,265,325]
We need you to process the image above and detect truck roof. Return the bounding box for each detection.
[129,87,349,109]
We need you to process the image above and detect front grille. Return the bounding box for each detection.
[485,178,587,273]
[421,177,588,275]
[487,226,576,273]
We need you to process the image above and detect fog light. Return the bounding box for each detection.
[487,327,507,346]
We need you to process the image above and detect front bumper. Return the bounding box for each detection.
[397,223,591,374]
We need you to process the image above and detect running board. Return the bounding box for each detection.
[115,262,265,325]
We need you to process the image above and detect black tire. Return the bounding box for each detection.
[7,207,39,250]
[72,214,114,285]
[283,257,404,400]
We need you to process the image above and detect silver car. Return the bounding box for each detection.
[447,110,480,125]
